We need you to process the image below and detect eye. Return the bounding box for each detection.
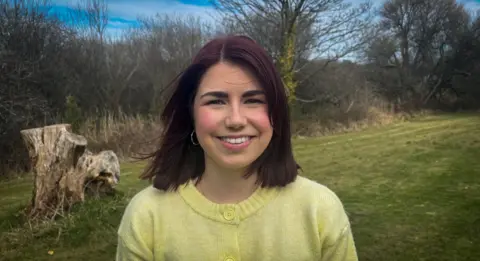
[245,98,265,104]
[205,99,225,105]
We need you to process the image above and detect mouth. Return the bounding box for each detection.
[216,136,254,150]
[217,136,253,144]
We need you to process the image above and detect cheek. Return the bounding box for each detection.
[250,109,272,132]
[194,107,219,135]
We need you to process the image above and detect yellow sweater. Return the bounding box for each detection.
[116,176,358,261]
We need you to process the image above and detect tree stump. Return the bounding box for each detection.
[20,124,120,220]
[80,149,121,197]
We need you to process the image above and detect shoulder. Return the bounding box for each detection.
[284,176,352,243]
[118,185,175,236]
[116,185,177,260]
[122,185,163,216]
[286,175,346,209]
[126,184,169,208]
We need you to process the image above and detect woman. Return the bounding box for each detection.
[116,35,358,261]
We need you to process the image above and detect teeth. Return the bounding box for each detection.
[221,136,250,144]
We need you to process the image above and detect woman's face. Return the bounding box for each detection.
[192,62,273,171]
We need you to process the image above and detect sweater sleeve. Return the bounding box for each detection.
[116,236,152,261]
[317,187,359,261]
[320,223,358,261]
[116,190,155,261]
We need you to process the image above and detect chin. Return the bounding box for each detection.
[215,155,256,171]
[220,160,252,170]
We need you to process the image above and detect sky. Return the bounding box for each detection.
[47,0,220,38]
[47,0,480,38]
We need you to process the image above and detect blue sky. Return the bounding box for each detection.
[47,0,219,38]
[48,0,480,38]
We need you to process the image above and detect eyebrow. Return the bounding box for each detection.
[200,90,265,99]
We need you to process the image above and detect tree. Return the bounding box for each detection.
[364,0,470,109]
[212,0,373,103]
[133,14,213,112]
[69,0,109,42]
[0,0,75,174]
[424,13,480,109]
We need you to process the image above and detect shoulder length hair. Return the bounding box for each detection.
[140,35,300,191]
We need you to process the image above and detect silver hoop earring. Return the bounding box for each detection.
[190,130,199,146]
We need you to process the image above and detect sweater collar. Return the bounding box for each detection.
[178,179,280,224]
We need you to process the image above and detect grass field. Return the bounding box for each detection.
[0,113,479,261]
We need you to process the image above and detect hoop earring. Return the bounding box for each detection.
[190,130,199,146]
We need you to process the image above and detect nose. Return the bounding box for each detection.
[225,102,247,129]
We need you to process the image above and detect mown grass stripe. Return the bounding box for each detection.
[293,120,465,151]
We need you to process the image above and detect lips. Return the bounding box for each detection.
[216,136,255,151]
[219,136,252,144]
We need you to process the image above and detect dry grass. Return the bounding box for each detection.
[78,111,163,159]
[292,105,433,137]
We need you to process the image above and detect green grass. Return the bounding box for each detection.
[1,113,479,261]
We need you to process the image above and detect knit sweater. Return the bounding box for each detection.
[116,175,358,261]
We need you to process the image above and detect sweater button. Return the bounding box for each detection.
[224,257,235,261]
[223,209,235,221]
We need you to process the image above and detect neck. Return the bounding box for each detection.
[196,157,259,204]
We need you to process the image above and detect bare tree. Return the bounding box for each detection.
[63,0,112,114]
[0,0,75,174]
[212,0,373,102]
[133,14,212,112]
[423,13,480,108]
[69,0,109,42]
[365,0,469,109]
[102,39,140,112]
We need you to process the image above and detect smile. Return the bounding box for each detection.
[217,136,254,150]
[219,136,252,144]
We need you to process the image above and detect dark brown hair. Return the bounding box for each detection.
[140,35,300,191]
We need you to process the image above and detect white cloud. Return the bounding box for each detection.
[107,20,131,28]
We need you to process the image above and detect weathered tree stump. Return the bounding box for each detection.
[20,124,120,220]
[80,149,121,197]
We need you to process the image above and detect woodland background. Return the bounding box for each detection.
[1,0,479,176]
